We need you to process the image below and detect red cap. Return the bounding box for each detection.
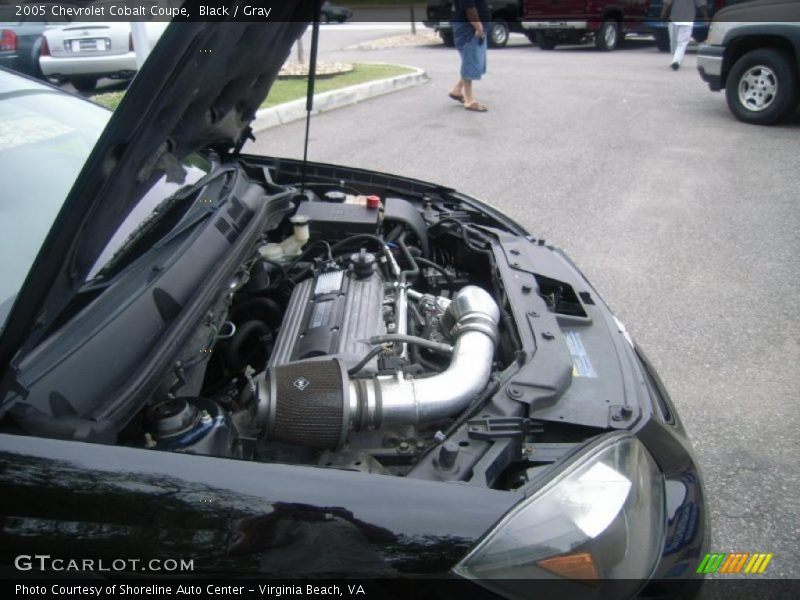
[366,195,381,209]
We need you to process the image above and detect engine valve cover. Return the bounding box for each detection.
[268,267,386,372]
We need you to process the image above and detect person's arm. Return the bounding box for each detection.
[660,0,672,21]
[465,7,484,39]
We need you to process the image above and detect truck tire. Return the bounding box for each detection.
[440,30,455,47]
[488,20,510,48]
[536,32,557,50]
[654,29,670,53]
[725,48,799,125]
[594,19,620,51]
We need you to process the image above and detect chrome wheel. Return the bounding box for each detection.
[738,65,778,112]
[604,25,617,48]
[595,20,620,51]
[489,21,509,48]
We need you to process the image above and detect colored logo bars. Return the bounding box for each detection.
[697,552,774,574]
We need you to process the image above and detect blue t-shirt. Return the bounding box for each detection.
[452,0,491,24]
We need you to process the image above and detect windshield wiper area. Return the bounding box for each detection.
[85,170,235,289]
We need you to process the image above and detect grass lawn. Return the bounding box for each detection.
[90,63,414,112]
[260,63,414,108]
[91,91,126,111]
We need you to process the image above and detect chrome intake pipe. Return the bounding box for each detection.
[359,286,499,426]
[256,286,500,448]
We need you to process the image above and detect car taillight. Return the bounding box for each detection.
[40,35,50,56]
[129,32,134,52]
[0,29,18,52]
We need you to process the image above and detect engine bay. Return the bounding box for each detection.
[128,166,521,478]
[4,158,620,491]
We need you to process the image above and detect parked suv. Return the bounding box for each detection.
[697,0,800,125]
[521,0,652,51]
[424,0,530,48]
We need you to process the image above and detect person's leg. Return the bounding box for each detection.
[462,79,474,105]
[449,22,472,101]
[673,24,692,67]
[463,35,487,110]
[668,22,678,57]
[450,78,464,99]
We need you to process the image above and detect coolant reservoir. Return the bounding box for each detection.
[259,215,310,262]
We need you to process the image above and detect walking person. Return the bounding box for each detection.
[661,0,710,70]
[448,0,490,112]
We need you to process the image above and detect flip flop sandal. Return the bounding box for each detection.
[464,102,488,112]
[448,92,465,103]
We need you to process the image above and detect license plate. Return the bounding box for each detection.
[71,38,106,52]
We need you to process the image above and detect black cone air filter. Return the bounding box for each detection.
[262,359,350,450]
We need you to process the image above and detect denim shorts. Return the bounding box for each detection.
[452,21,487,81]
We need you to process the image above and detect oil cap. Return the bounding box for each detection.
[366,195,381,209]
[350,249,376,279]
[324,191,347,203]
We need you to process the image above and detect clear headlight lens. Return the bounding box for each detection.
[453,434,665,597]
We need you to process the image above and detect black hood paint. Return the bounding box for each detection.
[0,433,521,575]
[0,3,310,371]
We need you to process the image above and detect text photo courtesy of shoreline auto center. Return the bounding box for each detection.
[0,0,797,599]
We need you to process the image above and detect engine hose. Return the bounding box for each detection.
[368,334,453,355]
[348,346,386,377]
[223,320,270,371]
[397,233,419,285]
[229,298,282,325]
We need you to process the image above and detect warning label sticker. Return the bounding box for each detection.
[565,331,597,378]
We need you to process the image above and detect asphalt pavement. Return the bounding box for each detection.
[247,24,800,580]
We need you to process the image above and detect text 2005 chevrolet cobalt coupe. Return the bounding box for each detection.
[0,3,706,597]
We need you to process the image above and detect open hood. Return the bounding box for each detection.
[1,2,311,370]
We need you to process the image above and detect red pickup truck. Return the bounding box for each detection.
[521,0,652,51]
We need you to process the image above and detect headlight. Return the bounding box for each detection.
[453,434,665,598]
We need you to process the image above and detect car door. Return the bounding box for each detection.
[525,0,586,22]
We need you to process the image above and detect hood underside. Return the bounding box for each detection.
[2,3,312,367]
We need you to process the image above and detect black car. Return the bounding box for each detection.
[321,1,352,23]
[0,3,707,596]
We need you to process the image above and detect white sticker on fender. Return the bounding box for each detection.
[565,331,597,378]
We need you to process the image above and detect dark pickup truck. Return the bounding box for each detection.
[521,0,653,51]
[424,0,532,48]
[697,0,800,125]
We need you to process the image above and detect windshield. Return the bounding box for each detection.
[0,70,210,331]
[0,70,108,329]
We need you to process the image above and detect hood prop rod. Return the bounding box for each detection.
[300,1,322,198]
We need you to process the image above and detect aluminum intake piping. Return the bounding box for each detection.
[256,286,500,448]
[357,285,499,426]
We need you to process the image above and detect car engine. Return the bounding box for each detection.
[123,178,520,479]
[6,162,577,487]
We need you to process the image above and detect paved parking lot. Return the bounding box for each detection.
[248,27,800,579]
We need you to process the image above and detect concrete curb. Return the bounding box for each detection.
[251,65,428,133]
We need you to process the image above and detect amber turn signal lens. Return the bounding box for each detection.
[537,552,600,583]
